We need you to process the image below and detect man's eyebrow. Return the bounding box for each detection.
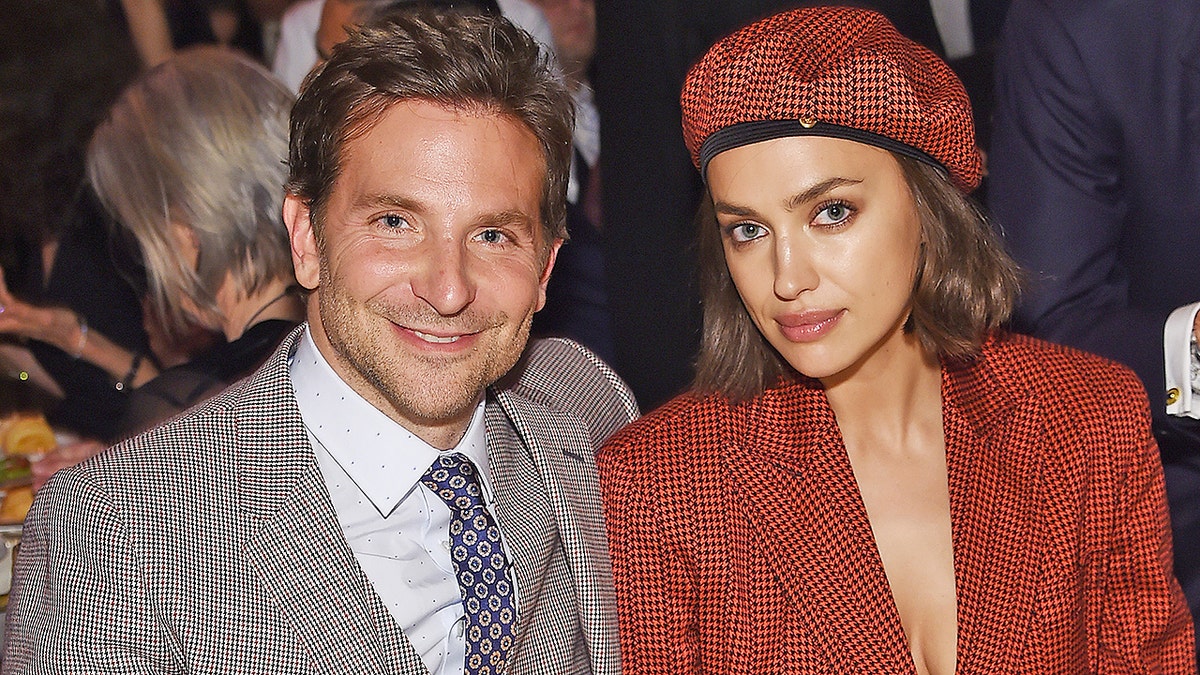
[475,209,538,232]
[712,177,862,217]
[351,193,423,212]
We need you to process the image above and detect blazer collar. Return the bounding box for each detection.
[487,382,617,675]
[722,344,1046,671]
[234,328,427,674]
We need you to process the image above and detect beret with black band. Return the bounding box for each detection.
[680,6,982,194]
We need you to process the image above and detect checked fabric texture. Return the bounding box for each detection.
[679,6,982,192]
[598,332,1195,673]
[422,453,517,675]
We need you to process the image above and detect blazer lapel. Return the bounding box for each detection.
[721,383,915,672]
[943,355,1046,673]
[486,388,617,675]
[235,337,427,674]
[483,402,557,630]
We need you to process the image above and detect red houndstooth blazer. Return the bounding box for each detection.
[598,333,1196,673]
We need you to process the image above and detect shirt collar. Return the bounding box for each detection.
[289,325,494,516]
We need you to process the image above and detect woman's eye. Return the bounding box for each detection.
[813,201,854,227]
[729,223,766,242]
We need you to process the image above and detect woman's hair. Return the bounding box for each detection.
[87,46,295,337]
[692,154,1022,402]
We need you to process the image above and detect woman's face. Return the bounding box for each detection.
[707,136,925,384]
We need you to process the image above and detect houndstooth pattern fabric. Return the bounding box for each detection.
[680,6,982,192]
[2,329,636,675]
[422,454,517,675]
[599,332,1196,673]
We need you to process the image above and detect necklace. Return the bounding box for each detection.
[240,286,298,337]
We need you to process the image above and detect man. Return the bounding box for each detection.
[3,10,637,674]
[987,0,1200,645]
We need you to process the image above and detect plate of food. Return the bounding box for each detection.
[0,412,56,526]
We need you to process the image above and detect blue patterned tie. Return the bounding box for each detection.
[421,453,517,675]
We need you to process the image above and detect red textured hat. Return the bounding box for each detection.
[681,6,982,193]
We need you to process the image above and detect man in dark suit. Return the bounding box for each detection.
[3,10,637,673]
[987,0,1200,642]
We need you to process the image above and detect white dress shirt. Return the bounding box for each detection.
[271,0,323,94]
[929,0,975,60]
[1165,302,1200,419]
[289,328,509,674]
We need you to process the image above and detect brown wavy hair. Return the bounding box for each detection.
[692,155,1022,402]
[286,8,574,251]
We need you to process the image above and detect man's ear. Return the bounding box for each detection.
[535,237,564,313]
[283,194,320,290]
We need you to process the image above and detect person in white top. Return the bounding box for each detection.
[271,0,555,94]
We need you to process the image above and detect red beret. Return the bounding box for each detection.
[681,6,982,193]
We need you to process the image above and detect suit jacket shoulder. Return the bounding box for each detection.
[4,328,429,674]
[496,337,639,446]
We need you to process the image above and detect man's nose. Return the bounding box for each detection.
[410,238,477,316]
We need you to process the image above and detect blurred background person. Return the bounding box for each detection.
[0,0,153,443]
[271,0,516,94]
[527,0,614,362]
[86,46,303,440]
[987,0,1200,644]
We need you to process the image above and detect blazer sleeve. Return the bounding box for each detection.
[3,468,171,674]
[1094,396,1196,672]
[987,0,1172,410]
[598,434,699,674]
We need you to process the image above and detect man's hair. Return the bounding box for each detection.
[692,155,1022,402]
[287,9,574,246]
[87,46,295,337]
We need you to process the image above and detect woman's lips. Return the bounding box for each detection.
[775,309,845,342]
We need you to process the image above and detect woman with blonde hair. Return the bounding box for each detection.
[598,6,1194,673]
[85,45,303,437]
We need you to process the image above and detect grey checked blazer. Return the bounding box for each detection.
[2,328,637,674]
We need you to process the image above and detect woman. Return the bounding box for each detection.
[84,46,303,439]
[597,7,1195,674]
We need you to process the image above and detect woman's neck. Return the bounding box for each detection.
[217,277,303,342]
[822,329,943,456]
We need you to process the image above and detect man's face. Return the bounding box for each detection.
[284,100,560,449]
[530,0,595,79]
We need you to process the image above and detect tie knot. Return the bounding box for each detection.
[421,453,486,513]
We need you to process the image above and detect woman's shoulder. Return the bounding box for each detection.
[599,391,733,461]
[973,334,1153,453]
[981,332,1147,401]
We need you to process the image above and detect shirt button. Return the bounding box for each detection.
[454,616,466,638]
[442,541,451,552]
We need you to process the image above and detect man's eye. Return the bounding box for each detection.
[478,229,507,244]
[379,213,409,229]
